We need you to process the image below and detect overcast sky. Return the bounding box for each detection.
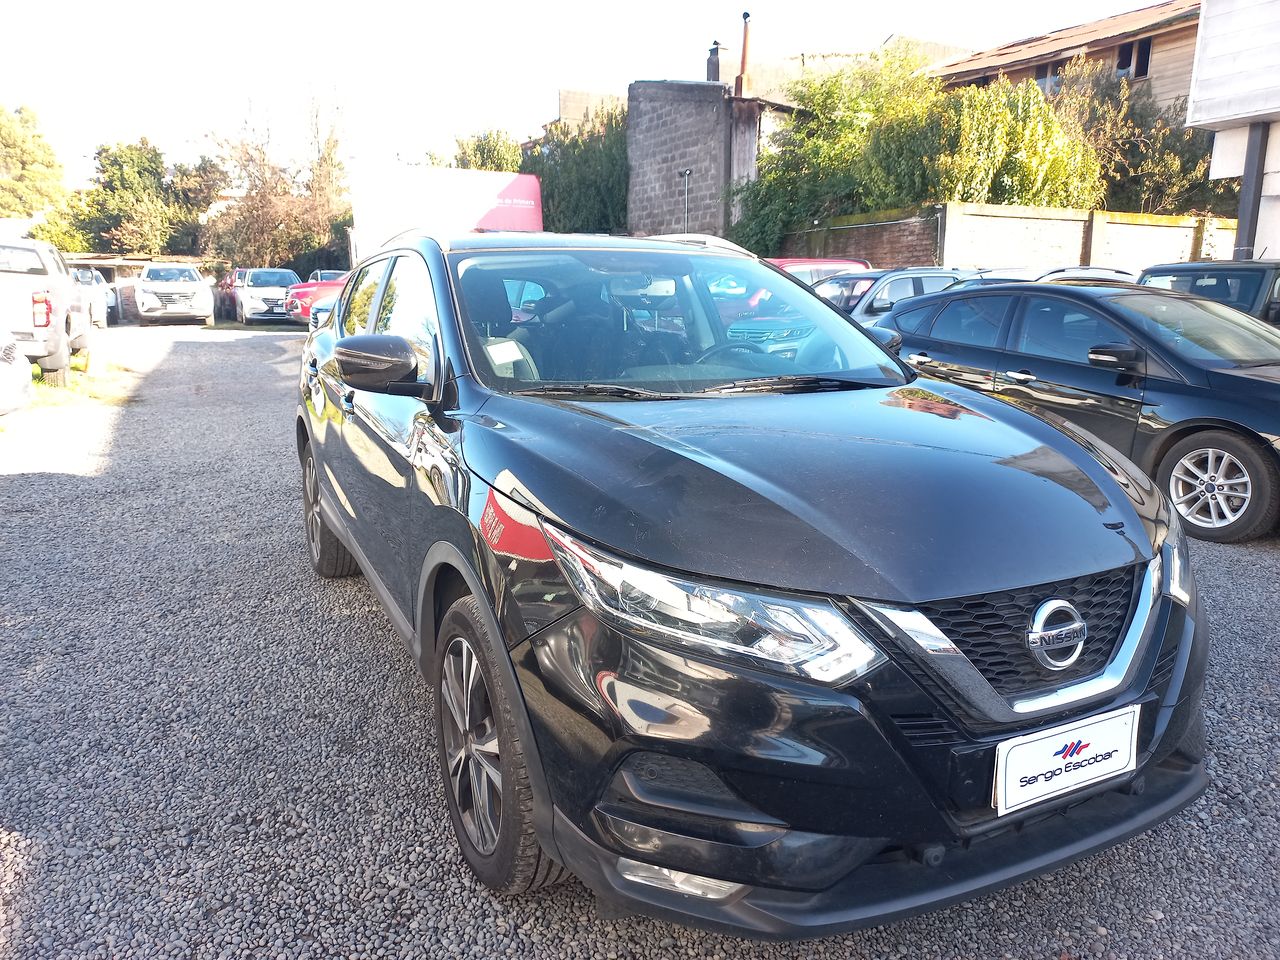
[5,0,1152,187]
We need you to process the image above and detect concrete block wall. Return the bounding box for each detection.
[784,202,1238,272]
[626,81,731,236]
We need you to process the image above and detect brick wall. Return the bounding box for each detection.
[626,81,731,235]
[780,208,940,267]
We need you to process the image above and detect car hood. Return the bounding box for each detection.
[243,286,288,297]
[462,381,1158,604]
[1208,364,1280,395]
[138,281,208,292]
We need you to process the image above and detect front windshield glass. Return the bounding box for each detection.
[449,249,908,395]
[316,270,344,281]
[1108,293,1280,368]
[142,266,201,282]
[1139,269,1263,312]
[248,269,301,287]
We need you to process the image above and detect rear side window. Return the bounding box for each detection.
[881,276,916,303]
[1141,269,1263,312]
[339,260,390,336]
[919,274,955,294]
[927,296,1013,348]
[893,303,936,334]
[0,245,46,275]
[374,255,439,344]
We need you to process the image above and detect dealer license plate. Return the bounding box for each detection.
[993,704,1140,816]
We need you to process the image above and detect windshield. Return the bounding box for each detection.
[142,266,201,282]
[248,269,300,287]
[316,270,344,281]
[1139,268,1264,312]
[0,245,46,275]
[1108,293,1280,367]
[449,249,908,396]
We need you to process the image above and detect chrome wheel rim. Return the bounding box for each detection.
[1169,447,1251,529]
[304,455,322,561]
[439,635,502,855]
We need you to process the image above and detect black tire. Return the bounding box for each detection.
[39,341,70,387]
[433,596,568,894]
[1157,429,1280,543]
[301,441,358,577]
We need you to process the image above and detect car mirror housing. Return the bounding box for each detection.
[864,325,903,355]
[1087,342,1142,370]
[868,298,893,314]
[335,334,432,397]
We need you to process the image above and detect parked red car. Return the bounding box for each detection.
[285,271,348,322]
[767,257,872,285]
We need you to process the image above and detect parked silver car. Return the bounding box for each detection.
[235,268,302,323]
[136,263,215,325]
[814,267,970,323]
[1,238,90,386]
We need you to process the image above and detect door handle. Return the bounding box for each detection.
[1005,370,1037,383]
[340,389,355,415]
[906,353,934,366]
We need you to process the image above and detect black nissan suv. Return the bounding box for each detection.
[295,233,1207,939]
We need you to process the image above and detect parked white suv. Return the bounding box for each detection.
[136,263,215,326]
[1,238,89,387]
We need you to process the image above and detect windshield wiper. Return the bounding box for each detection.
[511,383,696,400]
[1233,360,1280,369]
[695,375,884,395]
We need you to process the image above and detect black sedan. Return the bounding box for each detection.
[872,282,1280,542]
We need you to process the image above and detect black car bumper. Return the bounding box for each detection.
[512,593,1207,939]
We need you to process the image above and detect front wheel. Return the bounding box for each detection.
[39,341,70,387]
[1158,430,1280,543]
[434,596,567,894]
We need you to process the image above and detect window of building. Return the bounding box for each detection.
[1035,59,1068,96]
[1116,37,1152,80]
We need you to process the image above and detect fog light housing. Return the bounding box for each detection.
[616,857,745,900]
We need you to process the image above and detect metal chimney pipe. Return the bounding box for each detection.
[707,41,721,82]
[735,12,750,97]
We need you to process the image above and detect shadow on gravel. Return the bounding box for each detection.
[0,330,1276,959]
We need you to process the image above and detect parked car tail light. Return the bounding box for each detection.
[32,292,52,327]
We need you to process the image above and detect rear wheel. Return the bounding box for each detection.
[38,340,70,388]
[301,441,358,577]
[1158,430,1280,543]
[434,596,567,894]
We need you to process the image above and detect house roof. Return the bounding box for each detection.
[935,0,1199,82]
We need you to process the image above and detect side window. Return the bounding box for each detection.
[1012,296,1131,364]
[339,259,390,336]
[919,274,954,294]
[882,276,916,303]
[893,303,936,334]
[927,296,1012,348]
[373,255,439,346]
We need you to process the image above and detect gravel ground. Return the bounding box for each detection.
[1,326,1278,960]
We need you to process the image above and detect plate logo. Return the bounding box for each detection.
[1026,598,1087,670]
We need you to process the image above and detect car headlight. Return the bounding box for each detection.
[543,524,886,684]
[1162,510,1194,606]
[137,289,160,309]
[769,325,814,340]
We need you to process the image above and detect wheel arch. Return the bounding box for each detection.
[415,540,563,864]
[1142,419,1280,478]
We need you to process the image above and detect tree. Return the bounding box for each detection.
[0,106,64,218]
[520,107,628,233]
[454,130,522,172]
[1053,57,1236,215]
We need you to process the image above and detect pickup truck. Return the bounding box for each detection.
[2,238,90,386]
[1139,260,1280,324]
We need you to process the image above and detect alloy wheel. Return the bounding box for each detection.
[1169,447,1251,529]
[439,635,502,855]
[304,454,322,561]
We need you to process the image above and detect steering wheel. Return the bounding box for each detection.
[695,341,767,363]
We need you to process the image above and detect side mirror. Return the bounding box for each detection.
[864,325,903,355]
[1266,301,1280,326]
[1087,342,1142,370]
[868,298,893,314]
[335,334,430,396]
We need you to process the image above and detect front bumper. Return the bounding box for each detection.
[513,589,1207,939]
